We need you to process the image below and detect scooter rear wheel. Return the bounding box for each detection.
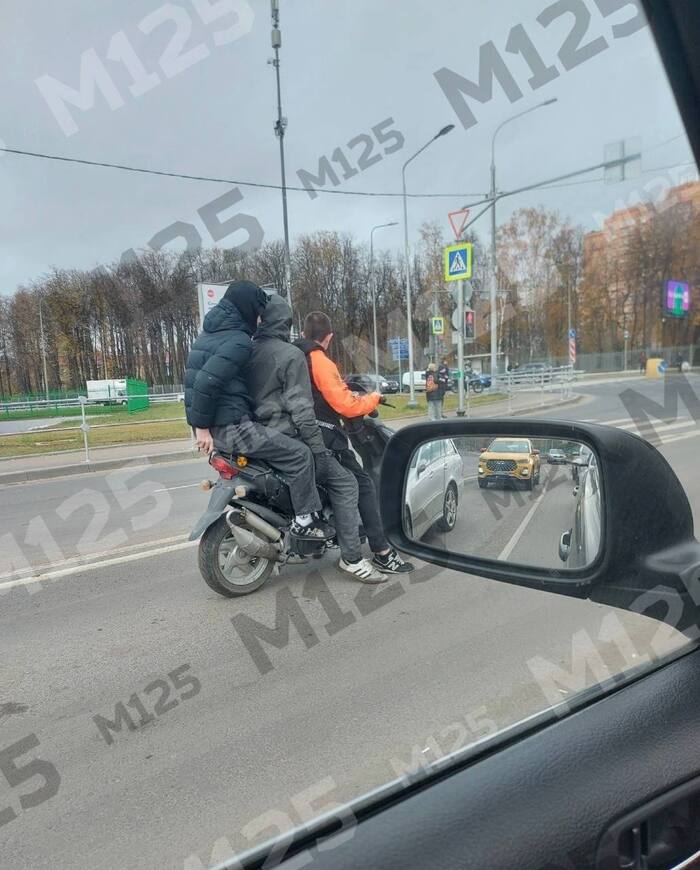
[198,514,274,597]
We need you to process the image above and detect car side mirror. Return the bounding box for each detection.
[379,419,700,635]
[416,460,428,476]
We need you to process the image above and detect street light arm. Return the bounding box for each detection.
[490,99,558,168]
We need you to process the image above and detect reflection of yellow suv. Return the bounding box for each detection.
[478,438,541,491]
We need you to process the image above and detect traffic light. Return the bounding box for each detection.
[464,308,475,341]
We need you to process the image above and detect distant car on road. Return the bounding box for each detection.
[404,438,463,540]
[345,373,399,394]
[478,437,541,491]
[547,448,567,465]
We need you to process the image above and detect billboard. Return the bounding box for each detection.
[197,282,230,328]
[663,280,690,317]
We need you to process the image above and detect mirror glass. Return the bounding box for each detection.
[403,435,601,570]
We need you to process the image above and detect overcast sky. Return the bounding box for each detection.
[1,0,696,293]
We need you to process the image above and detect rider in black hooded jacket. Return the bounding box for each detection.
[184,281,331,542]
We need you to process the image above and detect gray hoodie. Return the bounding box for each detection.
[248,295,326,455]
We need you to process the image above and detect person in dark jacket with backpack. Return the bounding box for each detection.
[248,294,385,582]
[184,281,331,543]
[424,363,443,421]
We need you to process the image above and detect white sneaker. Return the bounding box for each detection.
[338,557,387,584]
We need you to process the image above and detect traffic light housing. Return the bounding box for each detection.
[465,308,475,341]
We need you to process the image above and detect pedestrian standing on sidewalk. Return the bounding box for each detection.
[425,363,442,421]
[437,359,451,418]
[639,351,648,373]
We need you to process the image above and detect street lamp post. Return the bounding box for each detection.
[370,222,398,379]
[38,296,49,402]
[269,0,293,321]
[402,124,455,407]
[489,99,557,376]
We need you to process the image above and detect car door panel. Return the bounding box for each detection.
[233,644,700,869]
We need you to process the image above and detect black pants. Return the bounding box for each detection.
[336,448,389,554]
[211,420,321,516]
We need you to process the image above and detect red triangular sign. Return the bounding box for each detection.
[448,208,471,240]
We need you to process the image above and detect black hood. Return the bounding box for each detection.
[255,294,293,341]
[224,280,268,332]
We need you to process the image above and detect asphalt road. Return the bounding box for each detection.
[2,374,700,869]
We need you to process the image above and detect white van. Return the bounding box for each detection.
[401,370,427,392]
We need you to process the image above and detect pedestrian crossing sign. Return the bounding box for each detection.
[444,242,473,282]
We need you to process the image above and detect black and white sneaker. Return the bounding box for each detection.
[289,518,335,542]
[338,558,387,584]
[371,548,415,574]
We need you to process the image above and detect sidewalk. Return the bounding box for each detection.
[0,390,583,485]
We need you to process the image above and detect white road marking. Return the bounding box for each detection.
[498,484,549,562]
[0,534,189,581]
[0,540,197,591]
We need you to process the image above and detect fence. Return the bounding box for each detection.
[492,365,576,413]
[545,344,697,374]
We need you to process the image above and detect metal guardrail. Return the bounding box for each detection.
[492,365,577,412]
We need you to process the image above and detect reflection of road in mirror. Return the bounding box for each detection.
[404,436,601,571]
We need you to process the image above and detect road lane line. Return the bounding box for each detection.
[497,484,549,562]
[0,534,188,581]
[0,540,197,591]
[658,428,700,447]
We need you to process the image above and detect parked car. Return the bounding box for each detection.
[404,438,463,540]
[478,437,541,491]
[402,370,427,392]
[344,373,397,394]
[559,449,602,568]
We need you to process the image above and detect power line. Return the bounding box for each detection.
[0,146,487,200]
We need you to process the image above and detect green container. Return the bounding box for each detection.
[126,379,149,413]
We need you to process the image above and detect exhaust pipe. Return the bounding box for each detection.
[229,525,283,561]
[226,507,284,561]
[228,507,282,543]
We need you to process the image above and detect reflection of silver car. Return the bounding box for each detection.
[404,439,463,539]
[559,451,602,568]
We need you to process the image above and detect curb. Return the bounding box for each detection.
[0,448,200,486]
[509,393,585,416]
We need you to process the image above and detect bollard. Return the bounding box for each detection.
[78,396,90,463]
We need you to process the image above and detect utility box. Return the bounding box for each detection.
[126,379,149,413]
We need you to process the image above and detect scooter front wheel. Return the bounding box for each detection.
[198,515,274,597]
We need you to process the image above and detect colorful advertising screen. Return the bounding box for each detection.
[664,280,690,317]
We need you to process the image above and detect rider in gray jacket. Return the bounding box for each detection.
[248,294,386,583]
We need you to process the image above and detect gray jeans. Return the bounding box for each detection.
[427,400,443,421]
[211,420,321,515]
[314,453,362,563]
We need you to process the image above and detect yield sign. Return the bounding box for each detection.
[448,208,471,240]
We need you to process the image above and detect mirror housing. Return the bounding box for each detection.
[417,460,428,476]
[379,418,700,631]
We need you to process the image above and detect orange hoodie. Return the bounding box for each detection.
[308,349,381,418]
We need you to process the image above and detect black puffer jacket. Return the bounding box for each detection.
[184,298,255,429]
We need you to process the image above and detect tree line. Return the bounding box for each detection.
[1,201,698,399]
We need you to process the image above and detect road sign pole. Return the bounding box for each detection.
[456,279,465,417]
